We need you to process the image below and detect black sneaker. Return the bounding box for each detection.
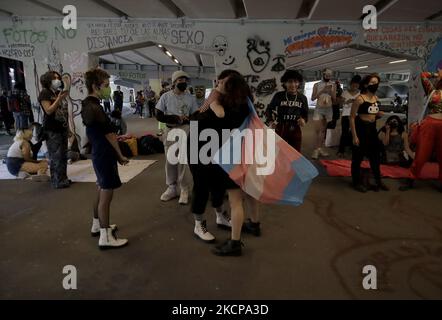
[353,184,367,193]
[212,239,243,256]
[242,219,261,237]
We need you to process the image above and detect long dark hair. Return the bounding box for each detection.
[40,71,61,90]
[359,73,381,94]
[219,73,251,109]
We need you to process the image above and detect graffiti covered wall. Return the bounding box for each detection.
[0,18,441,149]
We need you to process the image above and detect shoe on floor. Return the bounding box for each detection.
[353,184,367,193]
[216,211,231,229]
[373,182,389,192]
[98,228,128,250]
[311,149,319,160]
[319,148,329,157]
[91,218,118,237]
[30,174,50,182]
[242,219,261,237]
[160,185,178,201]
[194,220,215,243]
[212,239,243,256]
[178,189,189,205]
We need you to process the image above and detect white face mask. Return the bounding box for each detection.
[51,79,62,90]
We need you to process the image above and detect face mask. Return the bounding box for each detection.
[99,86,111,100]
[51,79,62,90]
[323,77,330,82]
[389,121,398,128]
[176,82,187,92]
[367,84,379,93]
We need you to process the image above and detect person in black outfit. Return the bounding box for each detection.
[38,71,71,189]
[209,72,259,257]
[350,73,389,193]
[266,70,308,152]
[82,68,129,249]
[113,86,123,111]
[188,70,243,243]
[0,89,14,135]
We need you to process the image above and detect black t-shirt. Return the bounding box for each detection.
[81,96,114,135]
[113,91,123,104]
[38,88,68,132]
[266,91,309,124]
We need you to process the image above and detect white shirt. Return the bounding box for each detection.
[7,141,24,158]
[315,81,335,108]
[341,90,360,116]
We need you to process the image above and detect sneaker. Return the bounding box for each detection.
[178,189,189,205]
[30,174,50,182]
[98,228,128,250]
[212,239,243,256]
[373,182,389,192]
[17,171,31,179]
[160,185,178,201]
[353,184,367,193]
[216,211,231,229]
[311,149,319,160]
[319,148,329,157]
[194,220,215,243]
[242,219,261,237]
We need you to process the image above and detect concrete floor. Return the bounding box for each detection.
[1,109,441,300]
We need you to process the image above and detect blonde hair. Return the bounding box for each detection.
[14,129,33,143]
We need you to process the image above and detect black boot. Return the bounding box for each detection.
[242,219,261,237]
[399,179,414,191]
[353,183,367,193]
[373,181,389,192]
[212,239,243,256]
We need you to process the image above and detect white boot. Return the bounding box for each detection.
[98,228,128,249]
[311,148,319,160]
[215,210,231,229]
[91,218,117,237]
[194,220,215,243]
[319,148,329,157]
[160,185,178,201]
[178,188,189,205]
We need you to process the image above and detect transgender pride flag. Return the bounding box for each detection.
[213,99,318,206]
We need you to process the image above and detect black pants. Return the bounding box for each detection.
[46,130,68,188]
[148,101,156,117]
[104,101,111,113]
[189,163,225,215]
[276,123,302,152]
[339,116,352,153]
[351,118,382,186]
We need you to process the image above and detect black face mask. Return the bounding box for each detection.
[389,121,398,129]
[176,82,187,92]
[367,84,379,93]
[323,77,330,82]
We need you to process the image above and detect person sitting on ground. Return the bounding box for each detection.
[378,115,415,167]
[109,110,127,136]
[6,126,49,181]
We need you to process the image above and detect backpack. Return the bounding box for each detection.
[138,135,164,155]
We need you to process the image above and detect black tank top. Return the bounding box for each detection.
[358,95,379,115]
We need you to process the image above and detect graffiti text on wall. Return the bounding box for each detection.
[0,44,35,59]
[86,22,205,51]
[284,26,357,56]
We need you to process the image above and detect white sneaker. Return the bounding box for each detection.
[178,189,189,205]
[17,171,31,179]
[319,148,329,157]
[160,185,178,201]
[216,210,231,229]
[194,220,215,243]
[91,218,117,237]
[98,228,128,250]
[311,149,319,160]
[30,174,50,182]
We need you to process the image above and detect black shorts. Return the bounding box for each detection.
[92,154,122,190]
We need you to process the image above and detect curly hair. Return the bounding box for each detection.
[280,70,303,84]
[40,71,61,90]
[84,68,110,94]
